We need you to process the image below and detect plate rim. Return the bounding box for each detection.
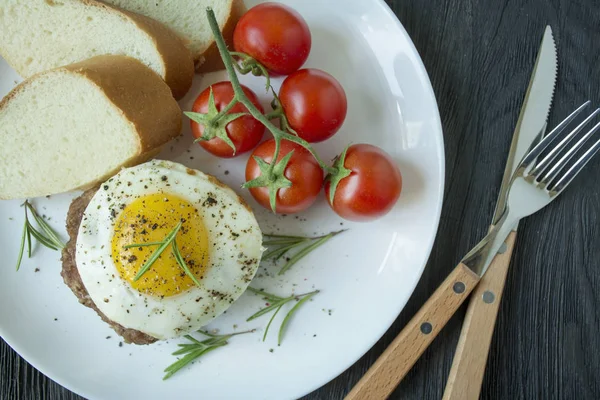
[0,0,445,398]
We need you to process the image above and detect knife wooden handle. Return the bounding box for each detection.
[442,231,517,400]
[345,264,480,400]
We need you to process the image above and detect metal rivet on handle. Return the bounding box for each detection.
[482,291,496,304]
[453,282,466,294]
[420,322,433,334]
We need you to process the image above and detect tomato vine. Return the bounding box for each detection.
[187,8,342,213]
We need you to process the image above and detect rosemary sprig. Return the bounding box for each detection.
[15,200,65,271]
[278,291,318,344]
[263,305,282,342]
[172,238,202,287]
[246,286,283,302]
[124,221,204,288]
[163,329,255,380]
[16,222,26,271]
[263,230,346,275]
[125,221,182,282]
[25,202,63,247]
[247,288,320,345]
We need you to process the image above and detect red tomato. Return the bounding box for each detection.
[246,139,323,213]
[233,3,311,75]
[325,144,402,222]
[279,69,347,143]
[190,82,264,158]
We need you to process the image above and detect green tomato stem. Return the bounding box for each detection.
[213,97,238,121]
[264,110,282,120]
[205,8,337,176]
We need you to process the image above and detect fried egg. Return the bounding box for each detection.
[76,160,262,339]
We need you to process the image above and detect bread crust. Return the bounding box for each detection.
[196,0,246,72]
[64,56,182,152]
[0,55,181,199]
[0,0,194,99]
[109,5,194,98]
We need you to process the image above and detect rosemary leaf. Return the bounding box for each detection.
[278,291,319,345]
[278,233,339,275]
[26,223,32,258]
[132,221,182,282]
[197,330,218,338]
[175,342,199,350]
[183,334,204,345]
[25,201,65,249]
[246,287,285,302]
[26,221,60,251]
[25,205,32,258]
[262,238,305,246]
[172,239,202,287]
[263,305,282,342]
[165,348,205,373]
[123,241,163,249]
[262,241,301,260]
[263,233,307,240]
[16,221,26,271]
[275,248,291,261]
[172,345,203,356]
[246,297,293,321]
[172,338,217,356]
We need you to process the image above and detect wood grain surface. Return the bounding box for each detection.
[2,0,600,399]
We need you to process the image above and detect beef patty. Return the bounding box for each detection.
[60,188,157,345]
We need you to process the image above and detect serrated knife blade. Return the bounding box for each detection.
[492,26,557,227]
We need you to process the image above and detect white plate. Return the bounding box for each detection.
[0,0,444,398]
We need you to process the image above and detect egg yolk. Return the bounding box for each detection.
[111,193,209,298]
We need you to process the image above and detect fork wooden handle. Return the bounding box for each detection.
[345,264,480,400]
[442,231,517,400]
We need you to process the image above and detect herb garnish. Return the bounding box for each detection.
[247,287,319,344]
[163,329,255,380]
[263,230,346,275]
[124,221,202,287]
[16,200,65,271]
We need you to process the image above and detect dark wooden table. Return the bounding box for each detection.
[3,0,600,399]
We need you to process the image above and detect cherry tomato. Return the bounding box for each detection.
[233,3,311,75]
[325,144,402,222]
[246,139,323,213]
[279,68,347,143]
[190,82,264,158]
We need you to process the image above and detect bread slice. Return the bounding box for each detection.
[0,55,182,200]
[103,0,244,72]
[0,0,194,98]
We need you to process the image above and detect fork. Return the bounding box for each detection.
[345,101,600,400]
[462,101,600,273]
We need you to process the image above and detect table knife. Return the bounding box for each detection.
[443,26,557,400]
[345,26,557,400]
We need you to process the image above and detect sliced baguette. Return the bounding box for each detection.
[0,0,194,98]
[102,0,245,72]
[0,55,182,200]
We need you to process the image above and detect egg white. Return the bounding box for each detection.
[76,160,263,340]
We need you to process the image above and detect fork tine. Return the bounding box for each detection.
[538,119,600,188]
[551,136,600,194]
[519,101,591,171]
[531,108,600,179]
